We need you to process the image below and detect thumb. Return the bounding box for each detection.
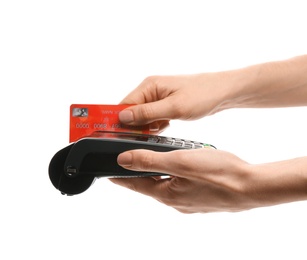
[119,99,178,125]
[117,150,174,175]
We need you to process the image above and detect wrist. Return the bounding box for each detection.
[215,65,262,111]
[195,67,262,115]
[245,157,307,208]
[193,71,249,115]
[217,55,307,110]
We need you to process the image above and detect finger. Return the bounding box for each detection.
[118,99,179,125]
[119,76,160,105]
[117,149,182,176]
[109,177,170,198]
[149,120,170,134]
[117,149,219,180]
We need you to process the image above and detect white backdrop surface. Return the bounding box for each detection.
[1,1,307,259]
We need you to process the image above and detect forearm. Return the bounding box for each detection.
[247,156,307,208]
[219,55,307,110]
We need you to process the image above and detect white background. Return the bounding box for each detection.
[1,1,307,259]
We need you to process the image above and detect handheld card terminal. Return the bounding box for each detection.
[49,131,216,195]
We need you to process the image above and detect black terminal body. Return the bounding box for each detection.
[49,131,216,195]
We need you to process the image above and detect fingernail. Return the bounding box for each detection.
[117,153,132,167]
[149,122,159,132]
[119,110,134,124]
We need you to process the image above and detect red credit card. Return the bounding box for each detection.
[70,104,149,142]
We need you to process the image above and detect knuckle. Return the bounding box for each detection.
[168,97,188,119]
[139,104,155,121]
[169,151,189,170]
[158,195,176,207]
[125,181,138,193]
[158,180,180,207]
[175,208,194,214]
[143,75,158,85]
[142,75,165,100]
[138,151,154,171]
[140,76,158,94]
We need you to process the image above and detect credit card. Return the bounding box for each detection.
[70,104,149,142]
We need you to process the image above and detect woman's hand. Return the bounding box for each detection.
[111,55,307,213]
[119,73,233,132]
[119,55,307,132]
[110,148,257,213]
[110,148,307,213]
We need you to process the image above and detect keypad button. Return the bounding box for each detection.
[184,142,195,149]
[174,140,184,147]
[165,138,175,145]
[157,137,166,144]
[148,136,160,143]
[194,143,204,149]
